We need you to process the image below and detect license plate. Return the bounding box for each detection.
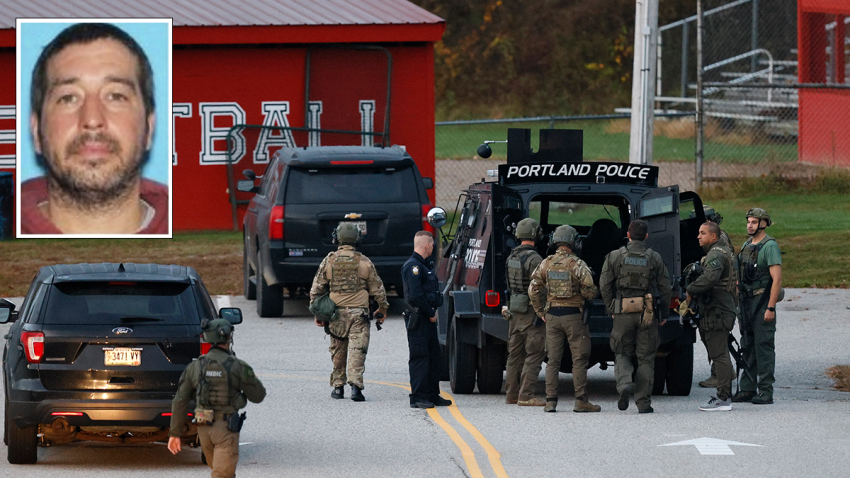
[341,221,367,235]
[104,348,142,366]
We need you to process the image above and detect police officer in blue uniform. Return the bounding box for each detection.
[402,230,452,409]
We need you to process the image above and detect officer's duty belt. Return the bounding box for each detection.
[548,306,581,316]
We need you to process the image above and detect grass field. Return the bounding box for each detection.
[0,195,844,297]
[436,119,797,163]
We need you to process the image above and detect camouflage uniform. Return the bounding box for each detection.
[528,248,598,410]
[504,244,545,404]
[170,347,266,478]
[310,244,389,390]
[599,240,671,412]
[687,240,737,402]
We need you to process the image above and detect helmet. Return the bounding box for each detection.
[703,205,723,225]
[550,224,578,248]
[515,218,540,240]
[332,222,362,245]
[202,318,232,345]
[745,207,771,227]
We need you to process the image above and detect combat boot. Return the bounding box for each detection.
[517,397,546,406]
[350,385,365,402]
[543,397,558,413]
[731,390,755,403]
[618,384,633,411]
[331,386,344,399]
[573,395,601,413]
[698,375,718,388]
[751,393,773,405]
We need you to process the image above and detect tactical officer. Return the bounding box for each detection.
[503,218,546,406]
[168,319,266,478]
[733,208,782,405]
[310,222,389,402]
[528,224,600,413]
[686,222,737,411]
[600,220,671,414]
[698,204,734,389]
[402,230,452,409]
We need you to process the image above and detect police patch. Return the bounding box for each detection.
[708,258,720,268]
[624,256,648,266]
[412,266,419,275]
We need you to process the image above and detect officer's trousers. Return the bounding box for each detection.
[328,307,371,389]
[407,315,442,404]
[198,420,239,478]
[739,299,776,397]
[544,312,590,399]
[610,312,658,411]
[505,310,546,402]
[701,327,734,401]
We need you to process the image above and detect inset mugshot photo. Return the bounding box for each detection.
[16,19,172,237]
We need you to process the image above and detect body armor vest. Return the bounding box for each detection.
[616,246,652,295]
[546,255,579,303]
[329,252,362,293]
[197,356,237,412]
[703,245,737,295]
[738,236,775,290]
[506,247,537,295]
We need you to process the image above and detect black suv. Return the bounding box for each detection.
[238,145,436,317]
[0,263,243,464]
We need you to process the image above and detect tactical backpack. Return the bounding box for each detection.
[195,355,238,422]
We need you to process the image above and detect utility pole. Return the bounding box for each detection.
[695,0,705,191]
[628,0,660,165]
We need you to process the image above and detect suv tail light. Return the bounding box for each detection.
[485,290,500,308]
[422,205,435,234]
[269,206,284,240]
[22,331,44,363]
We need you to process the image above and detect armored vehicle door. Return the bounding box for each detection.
[638,186,681,283]
[490,184,524,293]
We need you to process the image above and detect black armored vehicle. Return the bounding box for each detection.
[435,128,708,396]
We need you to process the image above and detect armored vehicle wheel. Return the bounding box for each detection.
[449,319,477,394]
[7,417,37,464]
[440,343,450,381]
[243,236,257,300]
[256,252,283,317]
[664,341,694,396]
[652,357,667,395]
[476,344,507,394]
[4,395,9,446]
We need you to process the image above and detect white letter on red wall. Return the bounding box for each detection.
[254,102,296,164]
[200,103,246,165]
[0,105,14,167]
[172,103,192,166]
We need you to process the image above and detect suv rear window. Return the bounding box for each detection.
[43,282,199,325]
[285,167,418,204]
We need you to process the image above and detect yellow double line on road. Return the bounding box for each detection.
[262,374,507,478]
[371,380,508,478]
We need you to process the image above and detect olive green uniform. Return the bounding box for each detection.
[504,244,545,403]
[309,245,389,389]
[599,240,671,412]
[528,249,598,403]
[170,347,267,478]
[686,240,737,401]
[737,235,782,399]
[701,228,734,383]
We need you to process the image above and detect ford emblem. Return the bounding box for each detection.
[112,327,133,335]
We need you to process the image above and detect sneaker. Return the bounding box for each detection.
[638,406,654,414]
[517,397,546,407]
[432,396,453,407]
[731,391,756,403]
[698,376,718,388]
[410,401,435,409]
[618,385,633,411]
[699,396,732,411]
[752,394,773,405]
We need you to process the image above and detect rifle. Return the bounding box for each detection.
[727,333,755,394]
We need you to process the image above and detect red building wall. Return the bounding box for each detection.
[798,0,850,167]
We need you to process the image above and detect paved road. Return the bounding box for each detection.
[0,289,848,477]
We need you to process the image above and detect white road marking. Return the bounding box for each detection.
[659,437,761,455]
[215,295,232,309]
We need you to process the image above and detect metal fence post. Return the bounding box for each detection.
[695,0,704,191]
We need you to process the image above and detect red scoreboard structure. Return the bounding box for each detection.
[0,1,445,232]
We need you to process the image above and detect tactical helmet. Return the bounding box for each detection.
[515,218,540,240]
[549,224,578,248]
[703,205,723,225]
[202,318,232,345]
[332,222,362,245]
[745,207,771,227]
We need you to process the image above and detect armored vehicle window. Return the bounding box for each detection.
[529,200,622,229]
[43,282,199,325]
[285,167,417,204]
[640,195,674,218]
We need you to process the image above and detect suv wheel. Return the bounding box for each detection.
[448,317,477,394]
[476,344,507,394]
[256,251,283,317]
[665,341,694,396]
[7,417,37,464]
[243,236,257,300]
